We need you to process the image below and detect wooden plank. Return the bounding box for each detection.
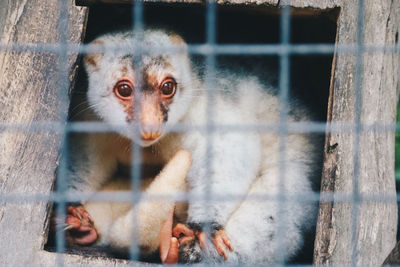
[313,0,399,265]
[383,240,400,265]
[0,0,87,265]
[75,0,342,8]
[39,251,134,266]
[76,0,133,5]
[75,0,203,5]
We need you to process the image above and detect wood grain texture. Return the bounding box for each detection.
[383,240,400,265]
[75,0,342,8]
[76,0,202,5]
[314,0,399,266]
[0,0,87,265]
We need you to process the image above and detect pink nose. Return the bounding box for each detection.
[140,124,162,141]
[141,130,161,141]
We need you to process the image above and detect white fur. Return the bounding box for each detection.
[66,29,321,263]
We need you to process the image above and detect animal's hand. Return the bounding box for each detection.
[211,229,233,260]
[172,223,202,263]
[173,222,233,262]
[64,205,98,245]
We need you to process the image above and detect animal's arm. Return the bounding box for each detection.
[57,133,120,246]
[184,130,261,226]
[106,150,192,254]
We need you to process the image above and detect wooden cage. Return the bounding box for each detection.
[0,0,399,265]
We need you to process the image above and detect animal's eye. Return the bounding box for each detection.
[160,79,177,98]
[114,80,133,99]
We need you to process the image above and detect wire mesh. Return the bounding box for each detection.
[276,3,291,265]
[55,0,71,265]
[350,0,365,264]
[0,0,399,266]
[129,0,145,260]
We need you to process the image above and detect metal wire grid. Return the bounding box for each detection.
[0,0,398,266]
[55,0,71,263]
[129,1,145,258]
[350,0,365,265]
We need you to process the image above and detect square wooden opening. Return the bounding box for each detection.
[45,2,339,264]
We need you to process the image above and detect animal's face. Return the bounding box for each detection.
[84,30,195,147]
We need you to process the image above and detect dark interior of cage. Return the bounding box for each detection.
[45,3,338,263]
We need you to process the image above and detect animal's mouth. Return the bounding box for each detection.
[140,137,160,148]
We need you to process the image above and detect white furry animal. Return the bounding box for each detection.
[65,29,321,263]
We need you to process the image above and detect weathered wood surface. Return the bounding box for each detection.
[383,240,400,265]
[75,0,202,5]
[0,0,87,265]
[38,251,135,266]
[75,0,341,7]
[314,0,400,266]
[76,0,133,5]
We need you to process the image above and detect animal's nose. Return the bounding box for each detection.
[140,124,162,141]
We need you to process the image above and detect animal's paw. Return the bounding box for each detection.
[172,223,202,263]
[188,222,233,260]
[173,222,233,262]
[211,229,233,260]
[65,205,98,246]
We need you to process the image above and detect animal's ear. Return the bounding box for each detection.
[83,39,104,72]
[168,33,188,58]
[168,33,185,45]
[168,33,188,50]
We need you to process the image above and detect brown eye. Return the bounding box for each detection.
[160,79,176,98]
[114,80,134,100]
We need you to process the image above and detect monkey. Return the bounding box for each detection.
[63,29,321,263]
